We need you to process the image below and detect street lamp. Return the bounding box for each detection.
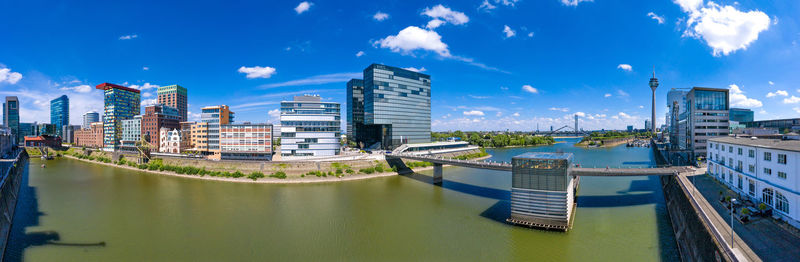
[730,198,736,249]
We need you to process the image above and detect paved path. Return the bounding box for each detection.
[689,173,800,261]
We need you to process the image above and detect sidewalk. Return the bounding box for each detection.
[689,173,800,261]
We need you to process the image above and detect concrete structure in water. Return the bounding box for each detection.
[507,152,577,230]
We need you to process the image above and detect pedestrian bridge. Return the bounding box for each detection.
[386,153,696,176]
[386,151,698,231]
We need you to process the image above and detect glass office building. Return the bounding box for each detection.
[280,95,341,157]
[729,108,754,123]
[3,96,20,143]
[96,83,141,151]
[83,111,100,129]
[200,105,234,156]
[685,87,729,158]
[357,64,431,149]
[50,95,69,137]
[157,84,188,122]
[346,79,364,144]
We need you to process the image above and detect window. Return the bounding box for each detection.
[778,172,787,179]
[738,148,742,155]
[729,146,733,153]
[765,152,772,161]
[776,192,789,214]
[737,175,743,189]
[748,179,755,196]
[748,165,755,173]
[763,188,773,206]
[729,158,733,167]
[778,154,787,164]
[748,149,755,158]
[721,145,725,151]
[736,161,743,171]
[764,168,772,175]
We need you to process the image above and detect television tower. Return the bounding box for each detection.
[648,68,659,133]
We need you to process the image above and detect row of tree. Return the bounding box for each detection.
[432,131,555,148]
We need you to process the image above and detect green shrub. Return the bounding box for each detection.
[360,167,375,174]
[268,171,286,179]
[248,172,265,180]
[232,171,244,178]
[345,169,354,174]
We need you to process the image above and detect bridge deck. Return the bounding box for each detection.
[387,153,696,176]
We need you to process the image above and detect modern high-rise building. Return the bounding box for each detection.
[349,64,431,149]
[157,85,188,122]
[96,83,141,151]
[684,87,730,158]
[19,122,35,140]
[3,96,20,143]
[280,95,341,157]
[649,70,659,133]
[141,104,180,151]
[644,120,651,131]
[627,125,634,132]
[730,108,754,123]
[83,111,100,129]
[666,88,689,148]
[200,105,234,158]
[346,79,364,144]
[62,125,81,144]
[50,95,69,137]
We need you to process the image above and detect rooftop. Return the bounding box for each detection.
[710,136,800,153]
[513,152,573,160]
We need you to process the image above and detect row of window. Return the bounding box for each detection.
[711,142,788,164]
[712,165,789,214]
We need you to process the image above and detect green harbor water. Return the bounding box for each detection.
[5,138,678,261]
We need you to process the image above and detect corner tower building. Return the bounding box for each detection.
[96,83,140,151]
[157,85,188,122]
[354,64,430,150]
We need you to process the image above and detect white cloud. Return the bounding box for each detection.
[118,34,138,40]
[142,66,149,71]
[639,105,645,109]
[238,66,277,79]
[356,51,365,57]
[295,1,312,14]
[426,19,446,29]
[512,112,520,117]
[268,109,281,122]
[503,25,516,38]
[595,114,607,118]
[496,112,503,117]
[468,95,489,99]
[0,67,23,84]
[527,32,534,37]
[766,90,788,97]
[142,92,152,98]
[676,1,771,56]
[61,84,92,93]
[500,86,509,90]
[188,111,201,121]
[561,0,592,7]
[768,81,774,85]
[422,5,469,28]
[549,107,569,112]
[373,11,389,21]
[258,72,360,89]
[604,93,612,98]
[729,84,763,107]
[478,0,497,12]
[141,98,158,107]
[375,26,450,57]
[617,64,633,71]
[794,107,800,114]
[574,112,586,117]
[617,90,630,97]
[784,96,800,104]
[648,12,665,24]
[403,67,427,72]
[128,83,160,91]
[463,110,485,116]
[618,112,632,119]
[522,85,538,94]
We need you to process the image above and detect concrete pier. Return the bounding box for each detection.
[433,163,443,185]
[506,152,576,231]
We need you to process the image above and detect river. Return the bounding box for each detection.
[5,138,678,261]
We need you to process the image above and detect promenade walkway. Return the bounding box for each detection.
[690,173,800,261]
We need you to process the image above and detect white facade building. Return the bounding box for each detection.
[707,137,800,228]
[280,95,341,157]
[159,128,181,154]
[219,123,272,160]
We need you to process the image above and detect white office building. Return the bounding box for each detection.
[280,95,341,157]
[707,137,800,228]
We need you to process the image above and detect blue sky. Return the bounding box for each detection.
[1,0,798,131]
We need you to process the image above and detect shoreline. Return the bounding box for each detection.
[55,154,491,184]
[574,138,633,148]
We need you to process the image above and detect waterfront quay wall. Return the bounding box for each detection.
[652,140,738,261]
[0,149,29,262]
[72,148,481,176]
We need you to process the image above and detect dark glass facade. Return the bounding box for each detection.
[346,79,364,144]
[358,64,431,149]
[3,96,20,143]
[693,90,729,110]
[729,108,754,123]
[50,95,69,137]
[512,152,573,191]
